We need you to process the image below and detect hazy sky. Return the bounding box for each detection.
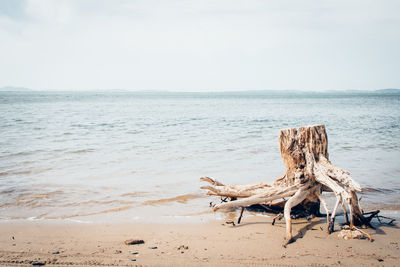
[0,0,399,91]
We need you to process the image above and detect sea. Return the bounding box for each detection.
[1,91,399,223]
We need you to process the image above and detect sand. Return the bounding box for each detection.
[0,216,399,266]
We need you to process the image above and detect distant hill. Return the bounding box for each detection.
[0,86,33,91]
[375,88,400,93]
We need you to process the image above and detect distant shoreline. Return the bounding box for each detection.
[1,87,400,94]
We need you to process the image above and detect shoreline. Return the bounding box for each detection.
[0,216,399,266]
[2,189,400,224]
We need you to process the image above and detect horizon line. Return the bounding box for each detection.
[1,86,399,93]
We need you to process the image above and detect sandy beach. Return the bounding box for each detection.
[0,216,399,266]
[1,0,400,266]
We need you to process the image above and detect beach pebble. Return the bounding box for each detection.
[148,246,158,249]
[31,261,46,266]
[52,251,60,255]
[124,239,145,245]
[131,252,139,255]
[115,250,122,254]
[130,259,136,262]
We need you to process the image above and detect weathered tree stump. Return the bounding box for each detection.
[201,125,371,246]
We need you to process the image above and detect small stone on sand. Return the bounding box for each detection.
[31,262,45,266]
[124,239,145,245]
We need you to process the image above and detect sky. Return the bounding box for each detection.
[0,0,399,91]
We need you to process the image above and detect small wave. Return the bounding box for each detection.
[377,204,400,210]
[55,205,134,219]
[250,148,267,154]
[183,210,214,216]
[362,202,400,211]
[251,119,270,123]
[188,117,205,121]
[167,156,187,161]
[238,134,261,140]
[120,191,150,198]
[0,202,13,208]
[71,124,89,128]
[0,188,16,194]
[11,190,65,208]
[70,148,95,154]
[35,213,49,219]
[65,218,93,224]
[62,199,136,207]
[10,170,32,175]
[126,130,142,135]
[362,187,396,193]
[142,194,204,206]
[165,122,186,127]
[2,150,43,158]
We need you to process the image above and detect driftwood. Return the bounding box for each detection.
[201,125,374,246]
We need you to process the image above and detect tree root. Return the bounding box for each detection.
[362,210,396,225]
[200,125,380,246]
[272,213,283,225]
[350,225,373,242]
[237,207,245,224]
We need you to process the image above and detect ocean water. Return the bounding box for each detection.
[0,91,399,223]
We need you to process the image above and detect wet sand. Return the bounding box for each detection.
[0,216,399,266]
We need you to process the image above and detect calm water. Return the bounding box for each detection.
[1,91,399,222]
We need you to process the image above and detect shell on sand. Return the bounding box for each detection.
[338,229,364,240]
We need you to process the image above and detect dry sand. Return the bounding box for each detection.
[0,216,399,266]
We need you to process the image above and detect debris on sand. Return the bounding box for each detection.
[338,229,364,240]
[338,225,373,241]
[124,239,145,245]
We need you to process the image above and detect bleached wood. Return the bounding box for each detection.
[283,186,310,246]
[212,183,307,211]
[200,125,369,245]
[200,178,271,198]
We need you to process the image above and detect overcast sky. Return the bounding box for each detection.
[0,0,399,91]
